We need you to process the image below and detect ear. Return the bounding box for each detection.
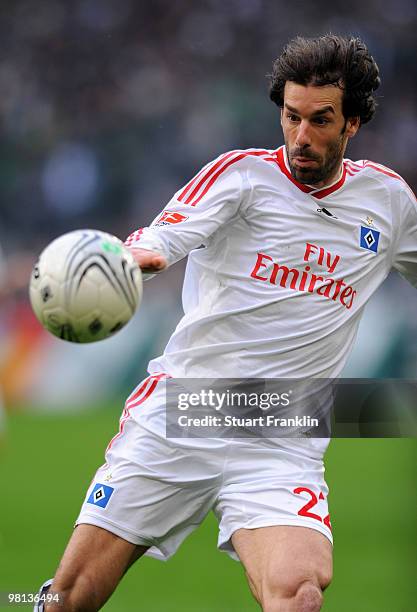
[345,116,360,138]
[280,107,284,126]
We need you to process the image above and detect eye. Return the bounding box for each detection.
[286,113,300,122]
[313,116,330,125]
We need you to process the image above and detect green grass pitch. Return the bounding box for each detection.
[0,409,415,611]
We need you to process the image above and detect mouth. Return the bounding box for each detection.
[292,156,319,168]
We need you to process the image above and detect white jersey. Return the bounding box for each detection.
[125,146,417,380]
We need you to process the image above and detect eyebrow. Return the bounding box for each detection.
[284,103,335,116]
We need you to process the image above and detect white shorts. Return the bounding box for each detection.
[76,375,332,561]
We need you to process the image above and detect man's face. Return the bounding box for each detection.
[281,82,359,188]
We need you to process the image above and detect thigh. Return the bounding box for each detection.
[232,525,332,602]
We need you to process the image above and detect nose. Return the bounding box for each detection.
[295,120,312,149]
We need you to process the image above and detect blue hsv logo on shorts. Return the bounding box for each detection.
[87,483,114,508]
[360,226,380,253]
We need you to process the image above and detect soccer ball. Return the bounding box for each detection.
[29,229,142,343]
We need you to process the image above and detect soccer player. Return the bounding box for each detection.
[36,35,416,611]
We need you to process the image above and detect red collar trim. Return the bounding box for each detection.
[313,164,347,199]
[275,146,347,199]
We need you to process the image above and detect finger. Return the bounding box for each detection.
[149,256,166,270]
[128,249,166,268]
[139,256,167,272]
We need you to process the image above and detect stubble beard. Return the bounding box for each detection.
[286,135,345,186]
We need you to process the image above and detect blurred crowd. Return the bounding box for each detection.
[0,0,416,254]
[0,0,416,404]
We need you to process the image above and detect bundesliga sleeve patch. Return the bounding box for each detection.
[87,483,114,508]
[360,226,380,253]
[155,211,188,226]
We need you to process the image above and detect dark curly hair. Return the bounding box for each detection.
[269,35,380,125]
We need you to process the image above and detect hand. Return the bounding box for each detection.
[127,247,167,273]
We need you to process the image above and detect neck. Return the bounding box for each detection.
[308,162,344,190]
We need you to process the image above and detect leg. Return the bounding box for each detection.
[232,525,332,612]
[40,378,221,610]
[44,524,148,611]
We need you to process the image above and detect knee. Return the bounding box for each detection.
[261,581,322,612]
[292,581,323,612]
[259,569,332,612]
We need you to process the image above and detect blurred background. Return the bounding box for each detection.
[0,1,416,610]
